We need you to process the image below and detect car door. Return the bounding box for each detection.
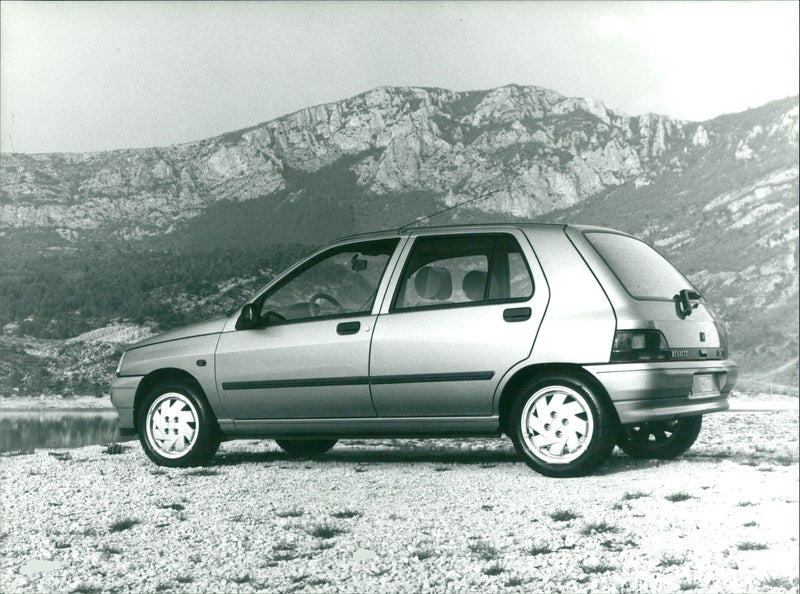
[215,237,400,422]
[369,230,548,417]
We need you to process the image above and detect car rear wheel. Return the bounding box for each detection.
[275,439,338,457]
[138,381,221,467]
[509,374,616,477]
[616,416,702,460]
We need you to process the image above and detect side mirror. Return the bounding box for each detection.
[235,304,259,330]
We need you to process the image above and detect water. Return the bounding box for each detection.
[0,409,130,452]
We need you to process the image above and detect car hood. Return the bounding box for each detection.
[128,317,228,350]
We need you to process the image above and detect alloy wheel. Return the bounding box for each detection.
[145,392,200,459]
[521,385,595,464]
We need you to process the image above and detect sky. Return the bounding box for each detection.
[1,1,798,154]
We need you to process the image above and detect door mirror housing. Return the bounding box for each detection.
[235,304,259,330]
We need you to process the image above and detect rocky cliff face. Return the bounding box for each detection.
[1,85,698,237]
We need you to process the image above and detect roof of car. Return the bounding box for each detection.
[320,222,627,249]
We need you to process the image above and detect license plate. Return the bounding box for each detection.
[691,374,717,397]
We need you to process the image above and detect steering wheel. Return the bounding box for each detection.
[309,293,345,314]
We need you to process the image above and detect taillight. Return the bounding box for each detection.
[611,330,670,362]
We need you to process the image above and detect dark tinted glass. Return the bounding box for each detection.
[488,235,534,300]
[260,239,398,321]
[394,234,533,310]
[586,232,694,300]
[395,235,493,309]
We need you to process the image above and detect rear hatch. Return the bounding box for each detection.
[580,230,728,362]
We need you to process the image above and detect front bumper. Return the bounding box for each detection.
[110,375,143,432]
[584,359,738,425]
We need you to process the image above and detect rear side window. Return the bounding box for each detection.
[585,232,695,300]
[489,235,533,300]
[393,233,533,310]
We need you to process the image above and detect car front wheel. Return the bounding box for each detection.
[509,374,616,477]
[616,416,702,460]
[275,439,338,457]
[138,381,221,467]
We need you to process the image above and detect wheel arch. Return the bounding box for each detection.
[496,363,621,436]
[133,368,208,432]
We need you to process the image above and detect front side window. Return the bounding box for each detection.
[393,233,533,310]
[258,238,398,322]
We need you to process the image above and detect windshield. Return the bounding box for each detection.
[585,231,697,300]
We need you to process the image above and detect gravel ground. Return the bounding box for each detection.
[1,410,798,594]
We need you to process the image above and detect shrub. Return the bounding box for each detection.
[550,509,580,522]
[159,503,185,511]
[581,521,620,536]
[307,523,347,539]
[664,492,693,502]
[658,553,687,567]
[622,491,649,500]
[758,576,798,589]
[109,518,140,533]
[580,559,616,574]
[412,548,435,561]
[483,562,504,576]
[330,509,361,519]
[468,539,499,560]
[736,541,768,551]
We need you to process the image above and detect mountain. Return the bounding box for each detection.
[0,85,797,397]
[1,85,698,242]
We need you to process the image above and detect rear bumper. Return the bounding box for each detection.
[110,375,142,432]
[584,359,738,425]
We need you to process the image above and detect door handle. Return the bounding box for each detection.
[336,321,361,335]
[503,307,531,322]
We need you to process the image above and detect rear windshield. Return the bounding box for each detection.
[585,232,696,300]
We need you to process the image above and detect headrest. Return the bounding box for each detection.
[462,270,487,301]
[414,266,452,301]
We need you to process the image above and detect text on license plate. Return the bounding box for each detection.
[691,374,717,397]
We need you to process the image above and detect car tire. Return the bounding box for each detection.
[138,381,221,467]
[616,416,702,460]
[509,374,616,477]
[275,439,338,458]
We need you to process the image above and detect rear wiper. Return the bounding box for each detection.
[675,289,702,318]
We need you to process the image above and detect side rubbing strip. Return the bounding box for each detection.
[370,371,494,385]
[221,372,495,391]
[222,377,370,390]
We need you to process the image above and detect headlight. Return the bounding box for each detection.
[115,351,126,377]
[610,330,670,362]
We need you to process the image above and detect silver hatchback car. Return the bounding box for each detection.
[111,224,737,477]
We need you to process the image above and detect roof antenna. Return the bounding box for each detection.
[397,189,501,234]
